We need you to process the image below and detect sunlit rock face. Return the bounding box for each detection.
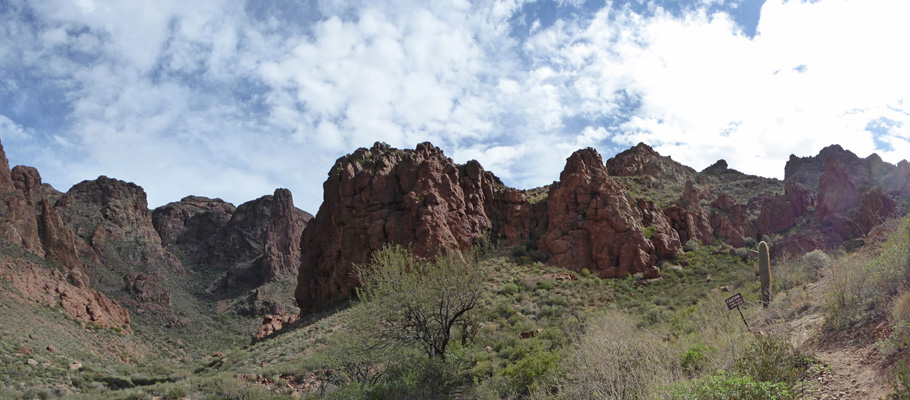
[538,148,678,279]
[295,142,521,315]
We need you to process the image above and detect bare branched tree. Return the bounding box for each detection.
[354,244,482,361]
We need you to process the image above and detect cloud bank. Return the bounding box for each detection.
[0,0,907,212]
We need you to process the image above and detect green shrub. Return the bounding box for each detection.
[889,360,910,400]
[735,334,813,386]
[893,290,910,323]
[680,344,710,377]
[684,239,700,253]
[669,371,796,400]
[537,280,556,291]
[163,386,188,400]
[499,283,520,296]
[734,247,749,259]
[745,237,757,249]
[501,348,560,396]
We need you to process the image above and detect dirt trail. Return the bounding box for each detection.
[813,341,891,400]
[783,280,893,399]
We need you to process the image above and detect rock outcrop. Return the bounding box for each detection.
[538,148,678,278]
[605,142,695,183]
[295,142,514,314]
[256,189,309,282]
[55,176,185,288]
[123,272,171,307]
[0,142,43,256]
[664,181,714,245]
[816,157,860,219]
[152,196,236,248]
[252,314,299,342]
[708,193,751,248]
[1,257,131,332]
[755,181,815,235]
[785,144,897,193]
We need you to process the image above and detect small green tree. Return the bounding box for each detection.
[354,244,482,361]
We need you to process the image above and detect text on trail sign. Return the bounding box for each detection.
[724,292,750,332]
[725,293,744,310]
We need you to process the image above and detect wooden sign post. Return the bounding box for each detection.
[725,293,750,332]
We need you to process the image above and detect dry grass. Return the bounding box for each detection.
[537,310,679,400]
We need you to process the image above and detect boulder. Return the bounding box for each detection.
[123,272,171,306]
[252,314,299,342]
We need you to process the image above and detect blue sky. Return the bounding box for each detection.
[1,0,908,212]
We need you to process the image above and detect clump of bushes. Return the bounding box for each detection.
[669,371,796,400]
[540,310,678,399]
[734,333,814,387]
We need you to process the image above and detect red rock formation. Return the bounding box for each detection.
[152,196,236,248]
[771,231,832,259]
[664,181,713,245]
[258,189,309,282]
[252,314,299,342]
[296,142,510,314]
[495,188,547,246]
[1,257,131,332]
[755,181,815,235]
[816,157,860,219]
[537,148,674,279]
[855,187,896,234]
[636,198,682,260]
[39,199,89,286]
[58,176,165,245]
[709,193,751,248]
[123,272,171,306]
[605,142,695,183]
[203,193,281,268]
[0,141,43,256]
[785,145,886,192]
[54,176,184,294]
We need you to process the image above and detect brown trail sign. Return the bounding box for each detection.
[725,293,750,332]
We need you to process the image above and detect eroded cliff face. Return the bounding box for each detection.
[292,140,910,316]
[295,142,525,314]
[755,181,815,236]
[0,142,43,256]
[0,138,131,331]
[1,257,132,332]
[295,144,688,315]
[537,148,678,278]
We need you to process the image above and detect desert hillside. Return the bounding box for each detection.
[2,138,909,399]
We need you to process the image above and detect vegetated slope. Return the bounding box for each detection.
[3,135,910,398]
[0,137,316,397]
[60,232,866,399]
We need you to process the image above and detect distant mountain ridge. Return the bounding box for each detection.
[0,138,312,348]
[2,137,907,334]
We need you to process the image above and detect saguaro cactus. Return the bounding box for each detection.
[758,241,771,308]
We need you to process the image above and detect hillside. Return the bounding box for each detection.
[1,137,910,399]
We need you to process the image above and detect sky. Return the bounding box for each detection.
[1,0,908,213]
